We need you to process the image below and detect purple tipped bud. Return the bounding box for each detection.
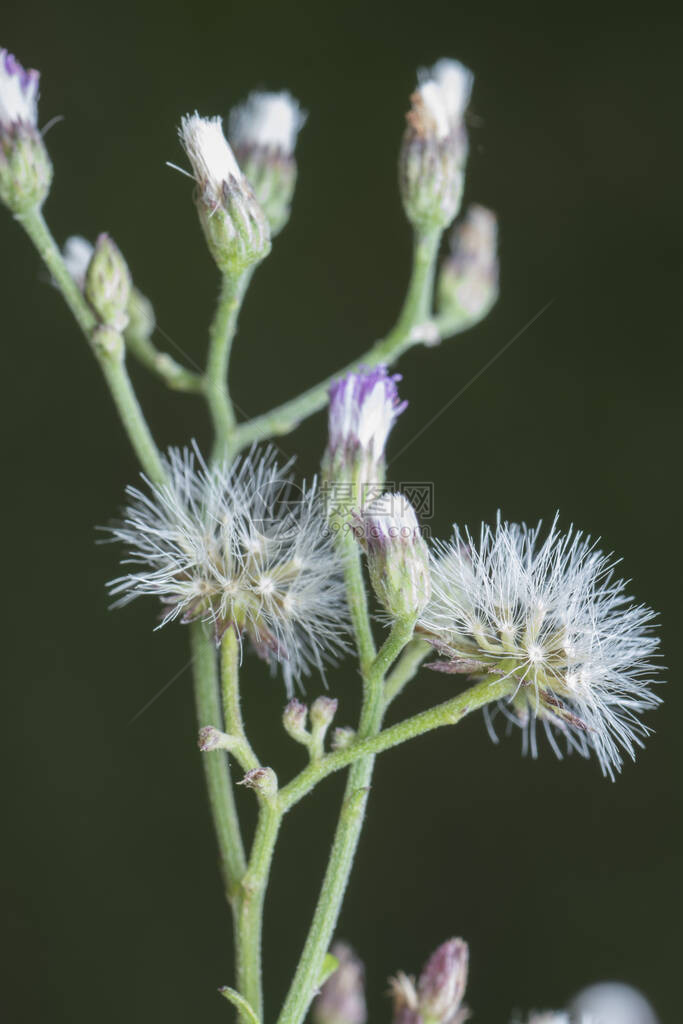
[283,698,310,745]
[0,48,52,212]
[417,939,468,1024]
[238,766,278,800]
[322,367,407,503]
[356,493,431,619]
[313,942,367,1024]
[438,205,499,326]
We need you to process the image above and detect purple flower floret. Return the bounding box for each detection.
[327,365,408,463]
[0,48,40,130]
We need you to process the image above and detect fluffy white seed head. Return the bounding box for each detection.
[569,982,659,1024]
[413,58,473,142]
[229,91,306,157]
[107,446,350,693]
[62,235,94,290]
[419,515,661,779]
[0,48,39,129]
[179,113,243,198]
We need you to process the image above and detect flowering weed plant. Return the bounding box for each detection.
[0,46,661,1024]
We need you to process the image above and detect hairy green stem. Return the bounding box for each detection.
[234,227,442,448]
[190,622,246,902]
[279,674,514,814]
[220,629,260,775]
[124,297,203,393]
[383,636,431,706]
[16,207,166,485]
[235,796,282,1024]
[205,272,250,461]
[276,600,414,1024]
[339,531,377,676]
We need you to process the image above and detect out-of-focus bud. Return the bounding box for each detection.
[389,972,421,1024]
[437,205,498,328]
[417,939,468,1024]
[313,941,367,1024]
[62,234,155,342]
[569,982,659,1024]
[84,233,131,331]
[283,698,310,745]
[126,286,156,343]
[238,766,278,800]
[390,938,470,1024]
[177,113,271,274]
[355,493,431,620]
[229,91,306,237]
[309,696,338,758]
[0,48,52,213]
[331,726,356,751]
[62,235,94,289]
[322,367,407,515]
[198,725,234,752]
[399,58,473,232]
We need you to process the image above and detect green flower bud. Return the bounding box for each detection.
[356,493,431,619]
[84,234,131,331]
[0,50,52,213]
[437,205,499,327]
[178,113,271,274]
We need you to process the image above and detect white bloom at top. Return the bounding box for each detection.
[229,91,306,157]
[0,48,39,130]
[62,235,94,290]
[427,59,473,130]
[418,515,661,779]
[107,446,350,692]
[178,113,243,200]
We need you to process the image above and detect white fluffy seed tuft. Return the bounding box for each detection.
[106,445,351,693]
[178,113,242,196]
[229,91,306,156]
[419,514,661,779]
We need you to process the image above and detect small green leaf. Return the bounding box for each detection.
[318,952,339,987]
[218,985,261,1024]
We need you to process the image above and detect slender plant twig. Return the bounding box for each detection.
[16,207,167,485]
[234,227,443,449]
[275,544,417,1024]
[220,629,261,774]
[190,621,247,902]
[383,636,432,706]
[205,271,250,461]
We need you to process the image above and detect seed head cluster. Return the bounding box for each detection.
[107,446,350,692]
[418,515,661,778]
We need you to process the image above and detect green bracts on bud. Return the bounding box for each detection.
[0,124,52,213]
[196,179,271,275]
[85,233,131,331]
[357,493,431,620]
[236,148,297,238]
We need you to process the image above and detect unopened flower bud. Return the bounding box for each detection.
[389,972,421,1024]
[126,286,156,343]
[177,113,271,274]
[62,235,94,290]
[331,726,356,751]
[437,205,498,327]
[0,48,52,213]
[322,367,407,512]
[238,766,278,800]
[198,725,233,752]
[417,939,468,1024]
[84,233,131,331]
[283,698,310,745]
[229,91,306,237]
[309,696,338,758]
[357,494,431,619]
[313,942,367,1024]
[399,59,473,232]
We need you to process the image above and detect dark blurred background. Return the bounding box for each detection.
[2,1,681,1021]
